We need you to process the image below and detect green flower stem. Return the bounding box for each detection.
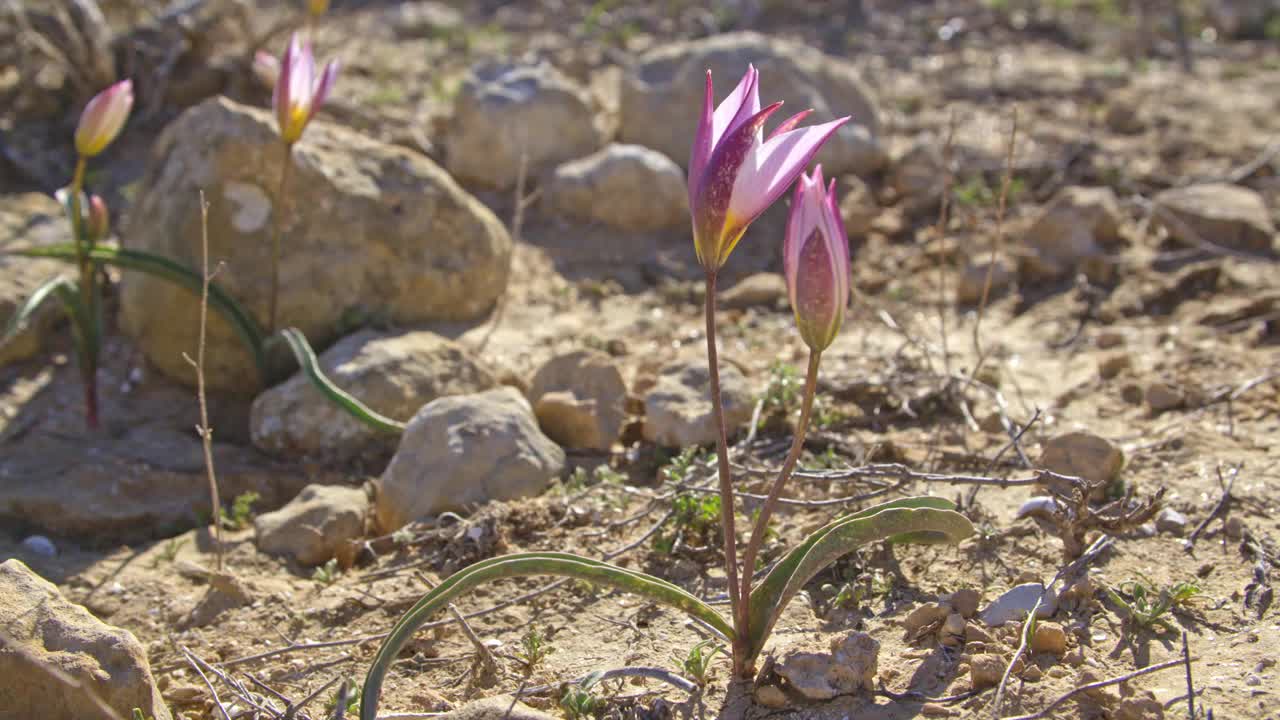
[739,347,820,620]
[269,141,294,335]
[68,155,98,429]
[703,268,746,677]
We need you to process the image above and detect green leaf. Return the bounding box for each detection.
[49,279,97,368]
[745,497,974,661]
[360,552,732,720]
[279,328,406,434]
[0,275,73,351]
[12,244,269,381]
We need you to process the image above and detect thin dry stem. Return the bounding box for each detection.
[703,269,745,676]
[187,192,224,571]
[269,142,294,335]
[474,151,538,354]
[999,656,1189,720]
[972,106,1019,369]
[740,348,821,607]
[933,110,958,378]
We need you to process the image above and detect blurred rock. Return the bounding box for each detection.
[643,359,754,447]
[1020,186,1124,279]
[0,559,171,720]
[949,588,982,618]
[1205,0,1280,39]
[19,535,56,557]
[774,631,879,700]
[620,32,885,178]
[890,140,946,218]
[1155,508,1188,536]
[389,1,464,39]
[956,259,1013,305]
[903,602,948,639]
[1115,696,1165,720]
[528,350,627,451]
[1030,622,1068,655]
[1145,382,1185,413]
[375,387,565,531]
[1039,431,1124,488]
[0,193,71,367]
[981,583,1058,627]
[839,175,878,239]
[1153,183,1276,254]
[254,484,367,566]
[719,272,787,309]
[969,653,1005,689]
[1105,96,1146,135]
[1098,353,1132,380]
[446,62,608,190]
[251,329,497,463]
[544,144,687,231]
[121,97,511,393]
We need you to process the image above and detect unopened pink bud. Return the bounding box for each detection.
[88,195,109,241]
[784,166,850,352]
[75,79,134,157]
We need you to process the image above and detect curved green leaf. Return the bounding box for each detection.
[12,244,268,381]
[745,497,974,661]
[280,328,406,434]
[49,280,97,368]
[1,275,73,350]
[361,552,732,720]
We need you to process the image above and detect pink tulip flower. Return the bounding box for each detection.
[688,65,850,272]
[784,165,850,352]
[75,79,133,158]
[273,34,339,145]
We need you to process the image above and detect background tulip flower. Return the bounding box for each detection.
[75,79,133,158]
[273,34,339,145]
[688,65,850,272]
[254,50,280,90]
[784,166,850,352]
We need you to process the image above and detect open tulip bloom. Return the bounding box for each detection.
[273,34,338,146]
[689,65,849,273]
[356,67,974,717]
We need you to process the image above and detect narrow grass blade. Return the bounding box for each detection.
[12,244,268,381]
[361,552,732,720]
[745,497,974,661]
[0,275,73,351]
[279,327,406,434]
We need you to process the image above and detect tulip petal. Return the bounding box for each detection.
[727,116,850,226]
[711,65,759,147]
[311,59,340,120]
[690,100,784,268]
[825,177,851,308]
[689,70,715,207]
[767,109,813,141]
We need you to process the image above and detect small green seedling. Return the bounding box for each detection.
[326,679,360,716]
[151,537,186,567]
[1106,575,1202,634]
[762,361,802,415]
[221,491,260,531]
[515,626,555,672]
[559,676,600,720]
[312,558,341,586]
[674,639,723,687]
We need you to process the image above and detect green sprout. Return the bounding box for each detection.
[325,680,360,716]
[674,639,723,687]
[151,537,187,567]
[559,677,600,720]
[515,626,556,672]
[312,558,341,586]
[1106,575,1202,634]
[220,491,260,531]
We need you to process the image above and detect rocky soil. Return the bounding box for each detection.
[1,1,1278,719]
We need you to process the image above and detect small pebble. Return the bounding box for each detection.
[1246,673,1262,687]
[921,702,952,717]
[20,535,57,557]
[1225,516,1245,539]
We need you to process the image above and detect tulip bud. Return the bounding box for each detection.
[75,79,134,158]
[87,195,110,241]
[253,50,280,90]
[273,34,339,145]
[688,66,850,272]
[784,166,850,352]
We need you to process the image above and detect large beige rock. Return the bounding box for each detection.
[445,62,608,190]
[0,193,71,366]
[774,631,879,700]
[254,484,367,566]
[1153,183,1276,254]
[528,349,627,451]
[250,329,498,463]
[0,559,171,720]
[1020,186,1124,279]
[643,359,754,448]
[375,387,565,532]
[621,32,885,178]
[544,144,688,231]
[120,97,511,393]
